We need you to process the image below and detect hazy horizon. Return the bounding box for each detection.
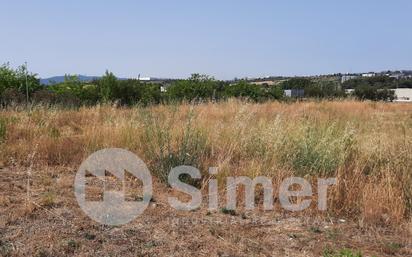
[1,0,411,80]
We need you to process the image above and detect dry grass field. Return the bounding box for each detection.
[1,100,412,256]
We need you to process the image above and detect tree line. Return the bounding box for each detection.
[1,63,410,107]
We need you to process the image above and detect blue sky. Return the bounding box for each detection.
[1,0,411,79]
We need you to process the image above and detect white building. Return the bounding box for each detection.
[362,73,376,78]
[394,88,412,102]
[341,75,359,83]
[136,77,151,81]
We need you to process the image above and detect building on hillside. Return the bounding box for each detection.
[136,77,151,81]
[250,80,276,86]
[389,74,403,80]
[341,75,359,83]
[284,89,304,98]
[362,72,376,78]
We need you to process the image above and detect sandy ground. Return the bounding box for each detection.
[1,166,411,257]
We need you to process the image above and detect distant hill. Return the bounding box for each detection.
[40,75,101,85]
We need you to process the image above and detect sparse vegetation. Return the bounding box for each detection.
[323,248,363,257]
[40,191,56,207]
[0,117,6,143]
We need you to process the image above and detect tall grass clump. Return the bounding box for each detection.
[0,117,6,143]
[139,107,210,184]
[285,122,356,176]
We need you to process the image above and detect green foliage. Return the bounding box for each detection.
[398,78,412,88]
[114,79,162,106]
[281,78,345,98]
[113,79,141,105]
[267,85,284,100]
[1,64,403,107]
[305,81,345,98]
[383,242,403,255]
[225,80,265,101]
[287,123,356,176]
[98,70,118,102]
[48,75,91,106]
[323,248,362,257]
[32,89,58,105]
[1,88,25,105]
[0,63,40,104]
[48,73,162,106]
[281,77,314,90]
[166,74,218,102]
[342,75,397,101]
[342,76,396,89]
[353,85,395,101]
[140,83,162,105]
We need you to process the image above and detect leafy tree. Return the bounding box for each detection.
[281,78,314,90]
[166,74,217,102]
[353,85,395,101]
[342,76,397,89]
[49,75,99,105]
[225,80,264,102]
[113,79,142,105]
[397,78,412,88]
[1,88,25,106]
[98,70,118,102]
[305,81,345,98]
[267,85,284,100]
[32,89,58,105]
[0,63,40,103]
[140,83,162,105]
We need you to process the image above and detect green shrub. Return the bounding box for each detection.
[139,108,209,184]
[166,74,218,102]
[225,80,265,102]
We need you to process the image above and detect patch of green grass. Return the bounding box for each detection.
[383,242,403,255]
[48,126,60,139]
[288,123,355,176]
[40,191,56,207]
[323,247,363,257]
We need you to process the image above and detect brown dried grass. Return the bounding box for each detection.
[1,100,411,225]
